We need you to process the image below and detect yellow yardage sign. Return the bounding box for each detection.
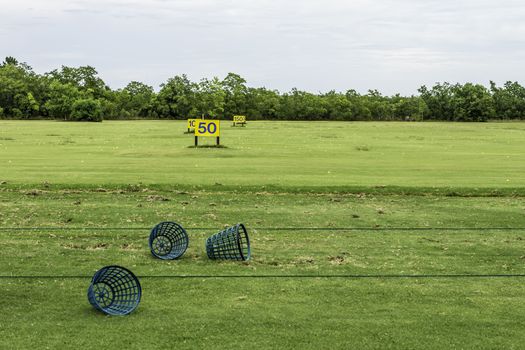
[195,120,220,137]
[187,119,196,130]
[233,115,246,123]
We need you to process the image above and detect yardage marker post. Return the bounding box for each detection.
[194,120,221,146]
[232,115,247,127]
[187,118,196,133]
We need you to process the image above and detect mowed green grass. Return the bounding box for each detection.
[0,120,524,188]
[2,189,525,276]
[1,188,525,349]
[1,120,525,349]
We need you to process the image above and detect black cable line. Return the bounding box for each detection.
[0,227,524,232]
[141,273,525,279]
[1,274,525,279]
[2,227,524,281]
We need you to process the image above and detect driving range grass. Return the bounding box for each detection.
[1,187,525,348]
[1,189,525,276]
[2,279,524,349]
[1,120,525,349]
[0,120,525,189]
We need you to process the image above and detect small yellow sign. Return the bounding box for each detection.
[195,120,220,137]
[187,119,196,130]
[233,115,246,124]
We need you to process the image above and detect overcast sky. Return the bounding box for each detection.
[1,0,525,94]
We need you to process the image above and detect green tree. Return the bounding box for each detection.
[345,90,371,120]
[0,60,41,118]
[43,80,81,119]
[418,83,456,120]
[222,73,248,117]
[450,83,494,122]
[156,75,196,119]
[2,56,19,66]
[0,57,522,123]
[322,91,354,120]
[46,66,108,99]
[363,90,394,120]
[196,77,225,117]
[120,81,155,117]
[490,81,525,120]
[71,98,103,122]
[391,95,424,121]
[278,88,328,120]
[245,87,281,119]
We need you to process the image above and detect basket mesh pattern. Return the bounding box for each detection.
[149,222,189,260]
[87,266,141,316]
[206,223,251,261]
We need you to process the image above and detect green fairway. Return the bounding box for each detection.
[0,120,524,188]
[1,121,525,349]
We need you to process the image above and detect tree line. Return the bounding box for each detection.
[1,56,524,122]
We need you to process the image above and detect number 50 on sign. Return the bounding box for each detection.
[195,120,220,137]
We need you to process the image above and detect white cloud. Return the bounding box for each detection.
[1,0,524,94]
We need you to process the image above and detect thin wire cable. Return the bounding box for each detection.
[1,274,525,279]
[0,227,524,231]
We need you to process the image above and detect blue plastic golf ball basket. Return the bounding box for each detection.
[87,265,142,316]
[149,221,189,260]
[206,223,251,261]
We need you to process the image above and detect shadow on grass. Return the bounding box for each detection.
[187,145,229,149]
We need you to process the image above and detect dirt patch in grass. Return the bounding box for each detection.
[146,195,171,202]
[62,243,108,250]
[293,256,316,264]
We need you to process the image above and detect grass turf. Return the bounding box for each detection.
[2,278,524,349]
[0,120,524,348]
[0,120,524,188]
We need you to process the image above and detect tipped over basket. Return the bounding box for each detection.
[205,223,251,261]
[87,265,141,316]
[149,221,189,260]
